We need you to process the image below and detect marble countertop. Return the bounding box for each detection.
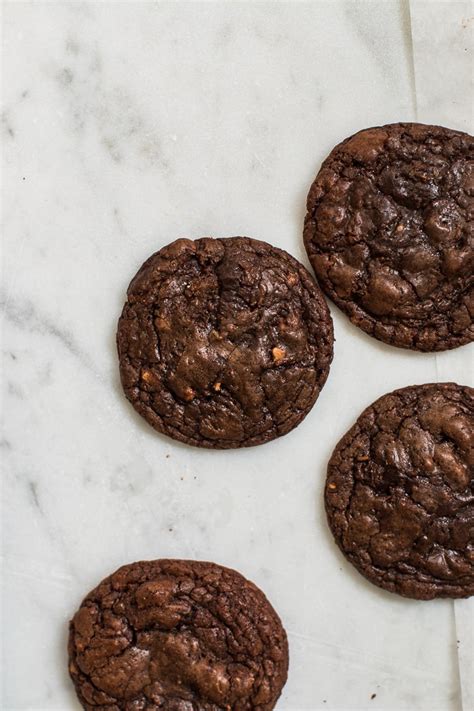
[2,1,473,709]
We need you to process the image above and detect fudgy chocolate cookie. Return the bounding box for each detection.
[68,559,289,710]
[117,237,333,448]
[325,383,474,600]
[304,123,474,351]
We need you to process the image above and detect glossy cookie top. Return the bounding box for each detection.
[117,236,333,448]
[68,559,289,710]
[325,383,474,600]
[304,123,474,351]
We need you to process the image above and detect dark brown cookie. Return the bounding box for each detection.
[117,237,333,448]
[325,383,474,600]
[68,559,289,710]
[304,123,474,351]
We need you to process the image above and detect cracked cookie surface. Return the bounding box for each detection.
[68,559,289,710]
[325,383,474,599]
[117,237,333,448]
[304,123,474,351]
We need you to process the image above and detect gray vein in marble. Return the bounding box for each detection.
[109,461,154,496]
[2,87,31,141]
[28,480,42,514]
[3,469,82,583]
[52,37,169,171]
[1,294,96,375]
[2,111,15,139]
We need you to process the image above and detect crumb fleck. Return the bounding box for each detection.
[328,482,337,490]
[272,347,285,363]
[371,693,376,700]
[182,386,195,401]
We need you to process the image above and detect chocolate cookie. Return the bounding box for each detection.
[304,123,474,351]
[117,237,333,448]
[68,559,289,710]
[325,383,474,600]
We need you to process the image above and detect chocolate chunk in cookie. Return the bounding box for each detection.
[304,123,474,351]
[325,383,474,600]
[68,559,289,710]
[117,237,333,448]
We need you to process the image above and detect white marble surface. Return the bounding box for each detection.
[2,1,472,709]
